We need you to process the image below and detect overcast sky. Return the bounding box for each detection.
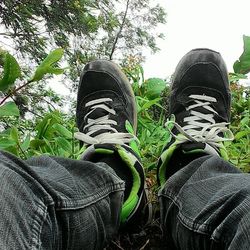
[3,1,248,95]
[143,0,250,79]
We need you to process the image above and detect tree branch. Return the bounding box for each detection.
[26,91,57,110]
[109,0,130,60]
[0,80,32,105]
[25,107,43,118]
[0,32,12,36]
[9,96,43,119]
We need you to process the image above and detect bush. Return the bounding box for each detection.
[0,43,249,175]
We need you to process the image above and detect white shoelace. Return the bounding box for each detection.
[74,98,138,145]
[166,94,234,148]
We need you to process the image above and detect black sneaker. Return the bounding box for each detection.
[157,49,234,186]
[75,60,151,228]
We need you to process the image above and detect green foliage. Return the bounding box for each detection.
[0,48,65,119]
[234,35,250,74]
[0,0,166,66]
[0,50,75,160]
[0,102,20,117]
[227,35,250,171]
[31,48,65,82]
[225,83,250,171]
[0,36,249,178]
[0,52,21,92]
[0,111,82,159]
[123,63,169,171]
[228,72,247,83]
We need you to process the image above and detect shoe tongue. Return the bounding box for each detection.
[181,142,219,156]
[88,107,109,119]
[86,108,113,137]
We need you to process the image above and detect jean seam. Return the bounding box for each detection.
[55,182,125,210]
[30,200,48,250]
[160,192,220,239]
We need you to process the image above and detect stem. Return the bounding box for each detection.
[26,91,57,110]
[109,0,130,60]
[0,32,12,36]
[26,108,43,118]
[71,125,75,158]
[10,94,43,118]
[0,80,32,105]
[17,142,28,159]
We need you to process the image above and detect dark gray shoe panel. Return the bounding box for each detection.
[78,60,135,107]
[170,48,231,122]
[76,60,137,133]
[172,48,229,89]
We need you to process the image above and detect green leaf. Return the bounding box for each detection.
[125,120,135,135]
[55,137,72,152]
[30,139,45,149]
[233,35,250,74]
[10,127,19,143]
[21,134,31,151]
[0,102,20,117]
[235,130,250,140]
[0,138,16,149]
[241,116,249,127]
[229,73,247,83]
[30,48,65,82]
[35,112,61,139]
[43,138,56,154]
[52,123,72,139]
[143,78,166,99]
[140,97,162,112]
[0,53,21,92]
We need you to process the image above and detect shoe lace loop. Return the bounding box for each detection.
[166,94,234,148]
[74,98,138,145]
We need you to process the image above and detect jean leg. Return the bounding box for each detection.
[159,155,250,250]
[0,151,124,249]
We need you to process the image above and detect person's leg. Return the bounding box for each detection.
[159,155,250,250]
[157,49,249,249]
[0,60,150,249]
[0,150,124,249]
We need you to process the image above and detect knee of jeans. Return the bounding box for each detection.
[55,190,123,249]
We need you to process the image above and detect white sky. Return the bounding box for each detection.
[2,0,249,95]
[143,0,250,79]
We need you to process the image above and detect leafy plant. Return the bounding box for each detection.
[123,62,169,172]
[234,35,250,74]
[1,36,250,177]
[0,0,166,74]
[0,49,79,159]
[226,35,250,172]
[227,82,250,172]
[0,52,21,92]
[0,48,65,107]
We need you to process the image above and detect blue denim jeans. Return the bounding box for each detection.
[0,151,249,249]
